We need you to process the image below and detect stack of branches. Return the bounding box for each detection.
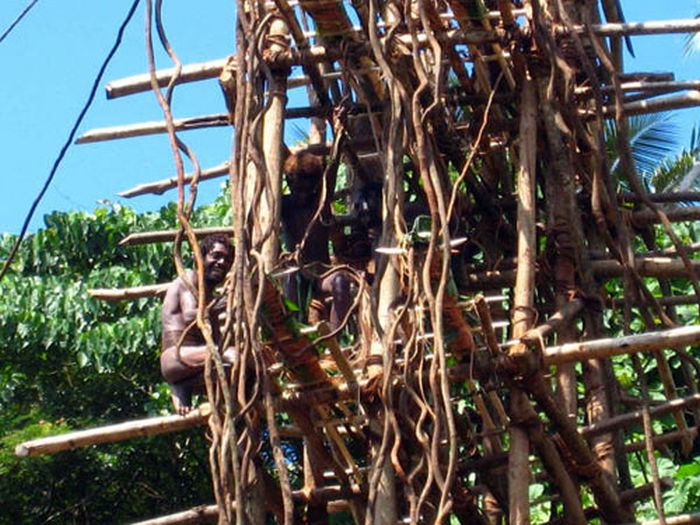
[94,0,700,523]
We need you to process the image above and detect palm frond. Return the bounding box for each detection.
[607,113,680,178]
[684,14,700,56]
[651,125,700,193]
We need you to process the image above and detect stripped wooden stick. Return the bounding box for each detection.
[579,18,700,37]
[544,325,700,366]
[16,405,211,457]
[119,163,230,198]
[88,283,169,301]
[131,505,219,525]
[119,227,233,246]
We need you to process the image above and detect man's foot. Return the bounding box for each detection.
[170,382,194,415]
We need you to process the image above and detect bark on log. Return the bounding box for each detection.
[16,405,211,457]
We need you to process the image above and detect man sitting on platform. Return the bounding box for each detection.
[160,233,235,415]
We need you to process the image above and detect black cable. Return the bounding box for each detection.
[0,0,40,45]
[0,0,142,282]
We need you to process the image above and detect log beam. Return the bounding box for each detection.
[16,405,211,457]
[88,283,169,301]
[544,325,700,366]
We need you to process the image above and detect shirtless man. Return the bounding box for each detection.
[160,234,234,414]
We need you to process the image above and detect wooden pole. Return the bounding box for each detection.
[131,505,219,525]
[88,283,168,301]
[258,16,289,270]
[508,73,537,525]
[107,58,229,99]
[119,163,230,198]
[544,325,700,365]
[119,227,234,247]
[75,109,326,144]
[581,394,700,438]
[578,18,700,37]
[75,114,231,144]
[16,405,210,457]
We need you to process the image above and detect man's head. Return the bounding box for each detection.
[200,234,234,285]
[284,151,324,203]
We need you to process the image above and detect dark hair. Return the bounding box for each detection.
[284,151,324,179]
[200,233,233,258]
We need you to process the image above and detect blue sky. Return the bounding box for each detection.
[0,1,699,234]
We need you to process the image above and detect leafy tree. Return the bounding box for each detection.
[0,198,230,524]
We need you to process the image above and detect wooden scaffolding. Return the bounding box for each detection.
[16,0,700,523]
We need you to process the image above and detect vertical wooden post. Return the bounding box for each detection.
[259,16,290,271]
[508,73,537,525]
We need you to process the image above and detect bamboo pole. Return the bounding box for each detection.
[88,283,168,301]
[16,405,211,457]
[119,227,233,246]
[543,325,700,366]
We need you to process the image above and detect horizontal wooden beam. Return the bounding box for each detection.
[16,405,211,457]
[106,58,229,99]
[464,257,700,289]
[582,18,700,37]
[118,143,331,199]
[577,80,700,97]
[119,163,230,198]
[76,108,326,144]
[631,205,700,227]
[119,227,233,247]
[602,92,700,118]
[88,283,169,301]
[619,191,700,204]
[131,489,352,524]
[543,325,700,366]
[131,504,218,525]
[581,394,700,438]
[76,114,230,144]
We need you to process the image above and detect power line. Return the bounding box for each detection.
[0,0,142,282]
[0,0,40,45]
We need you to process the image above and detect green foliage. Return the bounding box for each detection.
[606,113,680,189]
[0,199,231,524]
